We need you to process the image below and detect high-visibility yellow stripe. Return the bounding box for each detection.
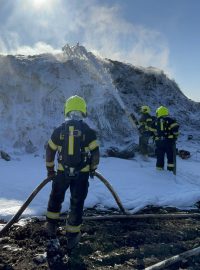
[60,133,64,140]
[48,139,58,151]
[84,146,89,152]
[89,140,98,150]
[57,163,90,172]
[68,126,74,155]
[170,123,178,129]
[81,165,90,172]
[46,211,60,219]
[167,163,174,168]
[57,163,64,171]
[146,118,152,122]
[149,127,155,132]
[160,119,164,131]
[156,167,164,170]
[46,161,55,167]
[57,163,64,170]
[65,224,81,233]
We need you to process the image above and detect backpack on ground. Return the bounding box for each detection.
[0,150,11,161]
[178,149,191,159]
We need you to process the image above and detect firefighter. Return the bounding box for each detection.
[137,105,154,159]
[153,106,179,171]
[45,95,100,250]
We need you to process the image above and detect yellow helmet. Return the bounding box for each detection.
[156,106,169,118]
[140,105,150,114]
[64,95,87,117]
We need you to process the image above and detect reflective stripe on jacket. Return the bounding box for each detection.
[152,116,179,141]
[46,120,99,172]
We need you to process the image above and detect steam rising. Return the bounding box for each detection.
[0,0,170,71]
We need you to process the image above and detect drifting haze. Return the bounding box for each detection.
[0,0,170,73]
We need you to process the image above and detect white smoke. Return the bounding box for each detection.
[0,0,171,72]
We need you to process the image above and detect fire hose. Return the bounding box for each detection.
[0,177,52,237]
[1,172,200,238]
[94,171,126,214]
[0,171,126,237]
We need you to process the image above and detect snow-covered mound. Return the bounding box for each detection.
[0,43,199,154]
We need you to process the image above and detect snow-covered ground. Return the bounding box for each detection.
[1,150,200,222]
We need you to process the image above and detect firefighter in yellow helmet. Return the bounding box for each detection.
[137,105,154,159]
[45,95,100,258]
[152,106,179,172]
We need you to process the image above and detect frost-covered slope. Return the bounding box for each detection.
[107,59,200,129]
[0,44,199,154]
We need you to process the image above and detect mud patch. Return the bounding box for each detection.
[1,207,200,269]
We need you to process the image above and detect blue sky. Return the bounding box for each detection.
[102,0,200,102]
[0,0,199,101]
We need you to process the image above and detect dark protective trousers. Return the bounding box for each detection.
[139,133,150,155]
[47,171,89,226]
[155,139,175,170]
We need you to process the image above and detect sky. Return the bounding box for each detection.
[1,151,200,223]
[0,0,199,101]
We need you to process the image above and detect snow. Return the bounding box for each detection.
[0,152,200,222]
[0,44,200,225]
[1,44,200,155]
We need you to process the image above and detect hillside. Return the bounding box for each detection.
[0,44,199,154]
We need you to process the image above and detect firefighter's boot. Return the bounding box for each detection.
[46,238,64,268]
[46,222,57,238]
[66,232,81,250]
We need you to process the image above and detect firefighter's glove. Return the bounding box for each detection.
[47,167,56,179]
[89,170,96,179]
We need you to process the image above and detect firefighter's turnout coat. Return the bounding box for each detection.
[46,119,99,233]
[152,116,179,171]
[138,113,154,156]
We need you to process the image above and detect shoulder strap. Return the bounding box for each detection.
[60,120,88,173]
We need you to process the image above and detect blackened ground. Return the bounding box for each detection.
[1,206,200,270]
